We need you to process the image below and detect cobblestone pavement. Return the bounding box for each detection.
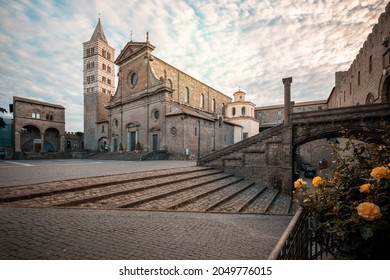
[0,160,295,260]
[0,206,292,260]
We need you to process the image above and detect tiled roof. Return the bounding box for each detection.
[13,96,65,109]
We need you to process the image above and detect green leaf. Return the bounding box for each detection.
[360,226,374,240]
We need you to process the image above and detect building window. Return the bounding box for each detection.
[184,87,190,103]
[195,127,197,136]
[369,55,372,73]
[365,92,375,104]
[167,79,173,89]
[130,72,138,87]
[384,50,390,69]
[102,63,106,70]
[153,110,160,120]
[232,107,236,116]
[243,133,248,140]
[277,119,282,124]
[307,107,313,111]
[295,108,302,112]
[32,111,40,119]
[358,71,361,86]
[107,66,111,73]
[277,110,282,116]
[257,111,262,118]
[200,93,204,109]
[108,79,111,85]
[212,99,216,112]
[107,52,111,60]
[318,106,323,110]
[241,106,246,116]
[101,125,105,133]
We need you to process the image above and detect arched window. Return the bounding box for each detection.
[168,79,173,89]
[184,87,190,103]
[365,92,375,104]
[200,93,204,108]
[232,107,236,116]
[241,106,246,116]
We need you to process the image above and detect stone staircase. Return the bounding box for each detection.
[0,166,298,215]
[198,124,293,195]
[84,150,169,161]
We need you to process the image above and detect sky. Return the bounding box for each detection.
[0,0,388,132]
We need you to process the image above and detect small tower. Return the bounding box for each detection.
[83,19,115,150]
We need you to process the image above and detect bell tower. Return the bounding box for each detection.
[83,18,115,150]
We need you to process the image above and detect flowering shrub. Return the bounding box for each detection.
[294,130,390,259]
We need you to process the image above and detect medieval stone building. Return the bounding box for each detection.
[84,20,240,159]
[13,96,65,155]
[328,3,390,107]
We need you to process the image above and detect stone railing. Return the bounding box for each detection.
[197,124,285,166]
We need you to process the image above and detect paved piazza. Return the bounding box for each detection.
[0,159,292,260]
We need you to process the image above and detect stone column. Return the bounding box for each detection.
[282,77,293,195]
[15,131,21,152]
[282,77,293,126]
[60,135,65,152]
[40,133,45,152]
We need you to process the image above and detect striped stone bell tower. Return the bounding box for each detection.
[83,18,115,150]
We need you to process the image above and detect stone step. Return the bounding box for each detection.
[211,184,267,213]
[116,173,234,209]
[0,166,212,202]
[266,193,293,214]
[138,176,244,211]
[242,187,279,213]
[176,180,252,212]
[3,169,220,207]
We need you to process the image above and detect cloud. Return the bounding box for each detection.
[0,0,388,131]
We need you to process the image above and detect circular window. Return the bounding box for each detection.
[129,72,138,87]
[153,110,160,120]
[171,127,177,136]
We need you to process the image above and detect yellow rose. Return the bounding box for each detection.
[356,202,382,221]
[294,178,307,188]
[370,166,390,180]
[312,176,323,188]
[359,183,372,193]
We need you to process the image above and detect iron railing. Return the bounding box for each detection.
[268,207,334,260]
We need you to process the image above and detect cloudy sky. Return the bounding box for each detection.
[0,0,388,132]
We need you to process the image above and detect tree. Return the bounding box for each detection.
[0,107,7,129]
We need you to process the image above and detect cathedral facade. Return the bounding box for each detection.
[83,20,242,159]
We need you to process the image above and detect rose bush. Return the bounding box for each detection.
[294,130,390,259]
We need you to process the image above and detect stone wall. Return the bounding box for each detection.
[328,2,390,107]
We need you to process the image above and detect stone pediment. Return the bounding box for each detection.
[115,42,156,65]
